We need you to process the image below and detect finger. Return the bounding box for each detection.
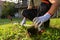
[38,22,43,28]
[35,20,41,29]
[33,17,37,22]
[34,19,38,24]
[35,21,39,28]
[34,24,38,28]
[34,20,41,29]
[36,20,41,26]
[38,22,43,31]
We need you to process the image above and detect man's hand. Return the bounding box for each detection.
[33,13,51,29]
[33,16,45,29]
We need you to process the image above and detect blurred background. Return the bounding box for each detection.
[0,0,60,19]
[0,0,60,40]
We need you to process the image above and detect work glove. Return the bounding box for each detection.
[33,13,51,31]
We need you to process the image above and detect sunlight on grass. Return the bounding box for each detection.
[50,18,60,29]
[0,18,60,40]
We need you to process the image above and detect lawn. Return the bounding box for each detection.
[0,18,60,40]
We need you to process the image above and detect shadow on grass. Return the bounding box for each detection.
[0,19,11,25]
[29,27,60,40]
[0,18,21,26]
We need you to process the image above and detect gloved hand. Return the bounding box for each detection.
[33,13,51,29]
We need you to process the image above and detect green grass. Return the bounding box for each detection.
[50,18,60,29]
[0,18,60,40]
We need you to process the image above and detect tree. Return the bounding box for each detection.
[1,1,18,18]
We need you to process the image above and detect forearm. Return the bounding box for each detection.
[41,3,59,22]
[47,3,59,16]
[35,3,59,23]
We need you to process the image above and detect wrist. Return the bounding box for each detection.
[42,13,51,22]
[44,13,51,17]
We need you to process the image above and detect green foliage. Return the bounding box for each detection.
[1,2,18,18]
[0,18,60,40]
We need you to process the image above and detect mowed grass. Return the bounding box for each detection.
[0,18,60,40]
[50,18,60,28]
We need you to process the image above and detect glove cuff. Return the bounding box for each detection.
[43,13,51,22]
